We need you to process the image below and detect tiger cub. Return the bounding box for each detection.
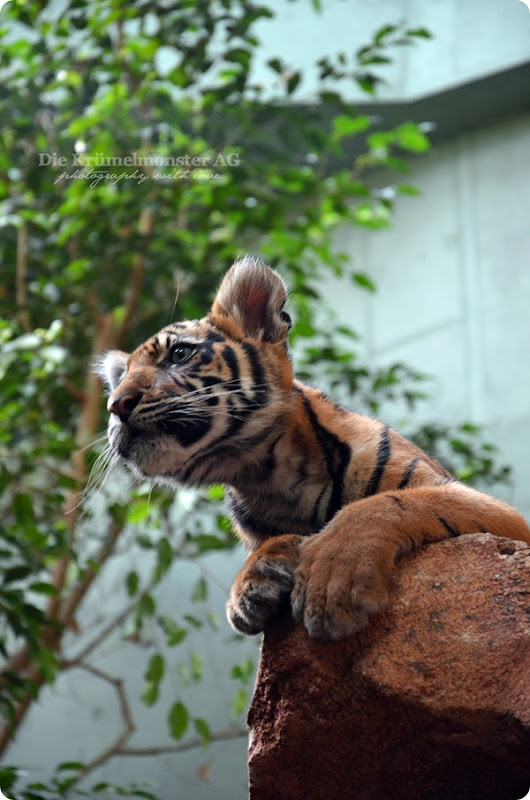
[98,255,530,640]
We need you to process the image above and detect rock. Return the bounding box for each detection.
[247,533,530,800]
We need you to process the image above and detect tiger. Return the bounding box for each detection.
[97,255,530,640]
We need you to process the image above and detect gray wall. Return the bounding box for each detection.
[253,0,530,100]
[329,112,530,519]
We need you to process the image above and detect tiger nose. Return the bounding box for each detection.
[108,391,142,422]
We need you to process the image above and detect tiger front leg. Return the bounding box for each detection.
[226,534,303,635]
[291,517,398,641]
[291,485,530,640]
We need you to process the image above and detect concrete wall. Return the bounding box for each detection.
[328,112,530,518]
[254,0,530,100]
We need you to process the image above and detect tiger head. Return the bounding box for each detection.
[97,255,294,487]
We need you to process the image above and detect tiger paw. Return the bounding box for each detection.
[226,534,303,635]
[290,535,391,640]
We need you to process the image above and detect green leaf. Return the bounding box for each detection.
[141,682,159,707]
[230,659,254,684]
[193,717,211,745]
[0,766,18,790]
[374,24,398,43]
[126,571,139,597]
[231,688,247,718]
[191,576,208,602]
[224,48,251,69]
[352,272,377,292]
[3,566,33,584]
[267,57,284,74]
[397,184,421,196]
[127,498,152,525]
[57,761,84,772]
[182,614,203,629]
[135,593,156,627]
[144,653,165,683]
[206,610,221,630]
[286,72,301,94]
[460,423,481,434]
[153,537,173,582]
[406,27,432,39]
[28,581,58,597]
[157,615,188,646]
[332,114,371,141]
[356,73,380,95]
[168,701,189,740]
[190,653,203,682]
[393,122,431,153]
[13,493,34,524]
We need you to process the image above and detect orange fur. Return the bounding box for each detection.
[99,256,530,640]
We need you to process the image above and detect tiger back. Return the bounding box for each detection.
[98,255,530,640]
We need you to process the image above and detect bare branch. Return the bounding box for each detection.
[57,519,124,627]
[67,662,135,787]
[15,222,31,332]
[63,590,147,666]
[117,727,247,757]
[61,659,246,794]
[116,205,157,348]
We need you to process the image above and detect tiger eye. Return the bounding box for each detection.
[170,344,196,365]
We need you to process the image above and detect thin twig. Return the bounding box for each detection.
[57,519,124,627]
[66,662,135,786]
[117,727,247,757]
[63,589,151,667]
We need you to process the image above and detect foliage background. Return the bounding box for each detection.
[0,1,514,797]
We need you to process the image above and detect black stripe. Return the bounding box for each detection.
[222,344,240,383]
[226,492,281,539]
[438,516,461,538]
[397,456,420,489]
[311,485,329,526]
[388,494,404,509]
[365,425,392,497]
[242,341,268,406]
[179,343,266,480]
[159,414,212,447]
[169,374,194,391]
[180,415,283,485]
[205,328,226,343]
[300,392,351,522]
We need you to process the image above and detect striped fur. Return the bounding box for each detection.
[99,256,530,640]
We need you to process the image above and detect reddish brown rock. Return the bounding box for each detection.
[248,533,530,800]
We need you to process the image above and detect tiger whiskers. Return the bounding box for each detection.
[75,442,121,513]
[155,381,273,409]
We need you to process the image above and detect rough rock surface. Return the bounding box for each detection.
[247,533,530,800]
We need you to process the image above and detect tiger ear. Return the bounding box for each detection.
[211,255,291,343]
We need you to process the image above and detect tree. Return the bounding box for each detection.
[0,1,510,796]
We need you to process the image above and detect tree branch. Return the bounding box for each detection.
[116,728,248,757]
[63,589,150,667]
[66,662,135,787]
[61,660,246,794]
[116,205,157,348]
[57,519,124,627]
[15,222,31,332]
